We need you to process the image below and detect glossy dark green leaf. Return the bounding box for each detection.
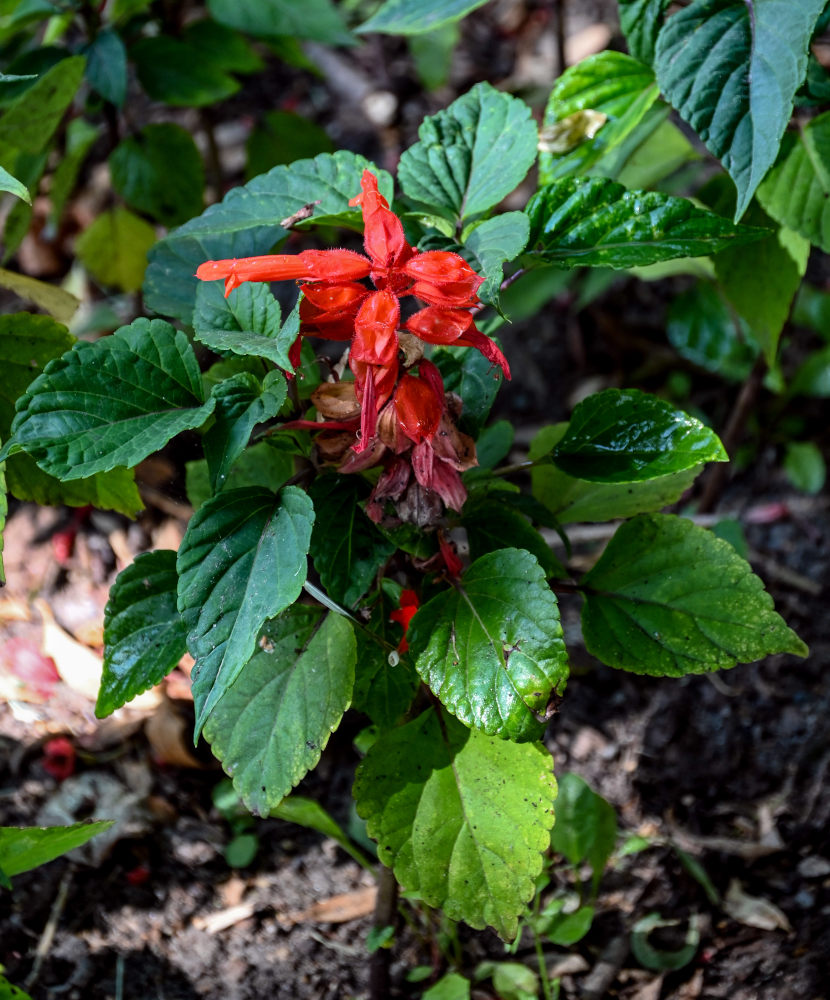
[434,342,503,435]
[6,319,214,480]
[398,82,537,224]
[0,821,114,881]
[407,549,568,741]
[110,123,205,227]
[475,419,513,469]
[354,708,556,938]
[581,514,809,676]
[84,28,127,106]
[550,773,617,890]
[207,0,352,44]
[0,56,84,154]
[131,36,240,106]
[463,502,566,579]
[203,607,355,814]
[358,0,488,33]
[552,389,727,482]
[204,371,287,494]
[655,0,824,219]
[308,475,395,608]
[177,486,314,733]
[667,282,759,380]
[618,0,670,64]
[97,550,187,717]
[144,152,389,323]
[526,178,766,269]
[193,281,295,369]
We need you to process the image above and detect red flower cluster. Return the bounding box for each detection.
[196,170,509,452]
[390,589,419,653]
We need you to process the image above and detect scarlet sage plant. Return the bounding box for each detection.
[1,31,815,936]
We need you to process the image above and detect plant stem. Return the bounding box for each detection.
[369,864,399,1000]
[534,926,554,1000]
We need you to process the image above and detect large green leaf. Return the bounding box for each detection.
[462,501,566,578]
[76,207,156,292]
[433,342,503,434]
[185,441,293,511]
[551,773,617,891]
[246,110,334,180]
[5,319,214,480]
[398,83,537,225]
[177,485,314,733]
[5,455,141,516]
[354,708,556,938]
[203,607,355,815]
[192,280,296,369]
[654,0,825,219]
[539,52,659,182]
[407,549,568,741]
[143,152,389,323]
[581,514,808,676]
[131,36,240,106]
[462,213,529,306]
[203,371,286,495]
[0,56,84,154]
[553,389,727,482]
[757,110,830,253]
[109,123,205,227]
[0,313,74,432]
[97,550,187,718]
[618,0,670,64]
[308,475,395,608]
[0,821,114,880]
[357,0,488,33]
[666,282,759,381]
[525,177,766,269]
[529,424,702,524]
[207,0,352,44]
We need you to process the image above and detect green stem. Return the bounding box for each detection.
[535,926,554,1000]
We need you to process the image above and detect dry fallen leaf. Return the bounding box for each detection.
[280,886,377,926]
[724,879,792,932]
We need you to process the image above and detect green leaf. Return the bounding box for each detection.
[185,441,293,511]
[434,342,503,434]
[5,455,142,516]
[0,973,32,998]
[462,213,529,306]
[407,549,568,741]
[354,708,557,938]
[204,371,286,494]
[0,56,84,154]
[409,22,458,91]
[245,110,334,180]
[110,123,205,227]
[581,514,809,676]
[475,419,513,469]
[757,110,830,253]
[0,149,44,261]
[353,636,420,732]
[422,972,470,1000]
[398,83,537,225]
[553,388,727,482]
[529,424,701,524]
[271,794,372,869]
[0,312,74,433]
[84,28,127,106]
[182,19,264,74]
[714,205,809,365]
[7,318,214,480]
[203,607,354,814]
[144,152,389,323]
[308,475,395,607]
[783,441,826,495]
[0,165,30,203]
[97,550,187,717]
[539,52,659,182]
[207,0,352,44]
[0,444,6,584]
[538,901,595,946]
[131,36,240,106]
[0,268,79,325]
[177,485,315,733]
[358,0,488,34]
[526,177,766,269]
[0,821,114,880]
[793,283,830,341]
[76,207,157,292]
[614,114,700,191]
[666,282,759,381]
[618,0,670,64]
[631,912,700,971]
[550,772,616,889]
[193,280,295,369]
[654,0,825,219]
[463,501,566,579]
[48,117,98,228]
[791,345,830,397]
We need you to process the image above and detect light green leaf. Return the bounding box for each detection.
[407,549,568,741]
[783,441,825,495]
[204,371,286,494]
[76,207,157,292]
[177,485,314,733]
[271,795,372,870]
[526,177,766,269]
[757,110,830,253]
[0,56,85,154]
[791,345,830,397]
[193,280,295,369]
[0,821,114,880]
[203,607,354,814]
[98,550,187,717]
[666,282,759,381]
[539,52,659,182]
[144,151,390,323]
[529,424,702,524]
[0,312,74,433]
[6,318,213,480]
[614,115,699,191]
[208,0,352,44]
[5,455,142,516]
[354,708,557,938]
[618,0,671,64]
[422,972,470,1000]
[551,772,616,889]
[110,123,205,227]
[581,514,809,676]
[358,0,487,34]
[84,28,126,106]
[553,388,727,482]
[0,165,30,203]
[398,83,537,224]
[131,36,240,106]
[655,0,825,219]
[0,268,79,324]
[463,212,529,306]
[409,22,459,91]
[0,973,32,998]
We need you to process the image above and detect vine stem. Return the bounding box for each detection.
[369,864,399,1000]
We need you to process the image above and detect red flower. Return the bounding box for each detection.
[42,737,76,782]
[390,589,419,652]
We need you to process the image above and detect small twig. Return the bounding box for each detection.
[368,865,399,1000]
[24,867,73,990]
[555,0,568,74]
[580,933,629,1000]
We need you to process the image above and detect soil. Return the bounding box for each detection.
[2,3,830,999]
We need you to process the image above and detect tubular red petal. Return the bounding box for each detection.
[408,280,481,308]
[405,306,472,345]
[404,251,483,298]
[196,250,371,290]
[296,249,372,282]
[351,291,400,367]
[299,282,366,340]
[417,359,446,402]
[394,373,442,444]
[364,206,410,270]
